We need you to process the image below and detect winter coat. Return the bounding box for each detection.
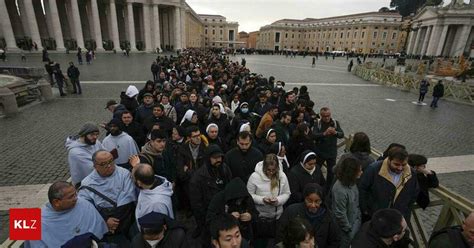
[359,160,419,221]
[224,147,264,184]
[162,103,177,124]
[120,92,139,115]
[142,115,175,135]
[119,121,146,148]
[312,118,344,159]
[176,142,207,183]
[256,112,274,139]
[288,135,315,166]
[131,221,187,248]
[67,66,80,79]
[415,171,439,209]
[428,226,470,248]
[276,203,341,248]
[139,142,176,183]
[287,163,326,206]
[432,83,444,97]
[272,120,291,146]
[189,162,233,227]
[351,221,391,248]
[208,114,231,143]
[246,161,291,219]
[331,180,361,248]
[135,104,154,124]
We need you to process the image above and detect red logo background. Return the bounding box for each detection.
[9,208,41,240]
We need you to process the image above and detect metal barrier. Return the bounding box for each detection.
[353,65,474,105]
[339,134,474,247]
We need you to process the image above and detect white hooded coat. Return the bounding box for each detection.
[246,161,291,219]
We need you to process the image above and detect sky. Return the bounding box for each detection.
[186,0,395,33]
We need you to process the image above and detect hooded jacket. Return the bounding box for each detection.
[65,136,104,185]
[120,86,139,114]
[136,175,175,224]
[246,161,291,219]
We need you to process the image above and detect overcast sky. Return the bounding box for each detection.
[187,0,395,33]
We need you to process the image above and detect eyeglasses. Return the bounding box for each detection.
[96,159,114,168]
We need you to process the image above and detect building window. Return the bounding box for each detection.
[382,32,387,40]
[212,30,215,35]
[373,32,377,39]
[205,29,208,34]
[354,32,357,38]
[220,30,223,35]
[292,34,294,39]
[392,32,397,39]
[340,32,344,38]
[362,32,365,38]
[285,33,288,38]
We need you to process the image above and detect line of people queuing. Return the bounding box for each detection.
[26,48,474,248]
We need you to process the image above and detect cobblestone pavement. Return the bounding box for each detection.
[0,53,473,243]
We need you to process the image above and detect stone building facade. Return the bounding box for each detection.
[0,0,208,52]
[198,14,239,48]
[406,0,474,57]
[256,10,407,54]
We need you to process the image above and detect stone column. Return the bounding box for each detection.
[180,7,186,49]
[109,0,120,50]
[426,25,441,56]
[454,25,472,56]
[0,0,19,50]
[23,0,42,49]
[48,0,65,51]
[71,0,85,49]
[90,0,103,50]
[413,27,422,55]
[127,2,137,51]
[142,3,152,52]
[421,26,432,55]
[174,6,182,50]
[152,4,161,51]
[406,29,416,54]
[436,25,449,56]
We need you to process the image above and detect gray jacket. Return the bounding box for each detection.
[331,180,361,237]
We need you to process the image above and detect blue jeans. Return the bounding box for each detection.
[430,97,440,107]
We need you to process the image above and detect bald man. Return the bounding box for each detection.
[429,211,474,248]
[133,163,174,227]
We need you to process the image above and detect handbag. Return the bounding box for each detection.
[79,186,135,234]
[254,180,281,239]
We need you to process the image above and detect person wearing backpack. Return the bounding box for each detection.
[429,211,474,248]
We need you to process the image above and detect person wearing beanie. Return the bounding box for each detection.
[65,122,104,187]
[408,154,439,209]
[277,183,341,248]
[286,150,326,206]
[351,208,409,248]
[132,212,187,248]
[189,144,233,244]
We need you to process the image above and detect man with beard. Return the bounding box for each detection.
[24,181,108,248]
[253,92,272,117]
[278,91,296,114]
[102,118,139,170]
[272,111,292,146]
[189,144,233,243]
[133,163,174,225]
[135,93,155,124]
[78,150,137,246]
[134,129,176,184]
[224,131,263,184]
[119,111,145,148]
[66,122,104,187]
[359,147,419,222]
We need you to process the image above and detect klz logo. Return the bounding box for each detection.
[9,208,41,240]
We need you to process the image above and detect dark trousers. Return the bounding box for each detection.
[152,72,158,81]
[430,97,440,107]
[317,156,336,194]
[418,93,426,102]
[57,79,65,95]
[71,78,82,94]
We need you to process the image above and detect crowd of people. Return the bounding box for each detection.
[25,48,474,248]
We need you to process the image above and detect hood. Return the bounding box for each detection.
[212,96,223,104]
[255,161,284,180]
[141,141,160,156]
[143,175,173,197]
[224,178,250,202]
[125,85,139,98]
[65,136,87,151]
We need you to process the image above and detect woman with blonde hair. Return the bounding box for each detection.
[247,154,291,247]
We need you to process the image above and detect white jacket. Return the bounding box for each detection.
[247,161,291,219]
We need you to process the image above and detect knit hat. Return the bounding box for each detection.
[78,122,99,136]
[206,144,224,158]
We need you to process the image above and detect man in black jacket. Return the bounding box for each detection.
[132,212,187,248]
[430,80,444,108]
[119,111,145,148]
[67,62,81,94]
[143,104,176,135]
[351,208,410,248]
[312,107,344,192]
[407,154,438,209]
[189,144,233,243]
[224,131,263,184]
[359,147,419,222]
